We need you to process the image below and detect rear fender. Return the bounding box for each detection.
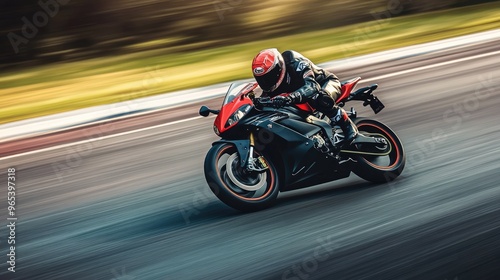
[346,84,385,114]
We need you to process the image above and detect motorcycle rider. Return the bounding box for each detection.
[251,48,359,145]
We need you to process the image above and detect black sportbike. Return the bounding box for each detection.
[199,77,405,211]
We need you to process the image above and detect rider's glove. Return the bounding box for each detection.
[271,95,292,108]
[288,91,302,103]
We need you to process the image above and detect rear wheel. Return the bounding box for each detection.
[204,143,280,212]
[352,119,405,183]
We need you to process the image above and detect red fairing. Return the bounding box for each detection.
[214,83,257,134]
[295,103,315,112]
[337,77,361,103]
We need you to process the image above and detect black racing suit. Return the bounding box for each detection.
[262,50,342,117]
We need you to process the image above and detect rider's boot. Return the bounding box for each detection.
[330,107,358,146]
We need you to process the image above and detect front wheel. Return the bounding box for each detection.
[352,118,406,183]
[204,143,280,212]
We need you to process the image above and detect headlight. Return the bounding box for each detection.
[225,105,251,128]
[213,125,220,135]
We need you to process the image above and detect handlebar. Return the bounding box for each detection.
[253,96,272,106]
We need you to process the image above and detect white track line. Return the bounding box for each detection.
[363,50,500,82]
[2,49,499,161]
[0,116,205,161]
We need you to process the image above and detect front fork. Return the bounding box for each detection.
[245,132,269,172]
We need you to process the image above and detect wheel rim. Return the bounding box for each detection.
[226,153,267,191]
[357,123,402,170]
[216,146,276,201]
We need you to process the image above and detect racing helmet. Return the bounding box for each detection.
[251,48,286,92]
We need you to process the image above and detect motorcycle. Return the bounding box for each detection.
[199,77,405,212]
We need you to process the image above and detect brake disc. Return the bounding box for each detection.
[226,153,267,191]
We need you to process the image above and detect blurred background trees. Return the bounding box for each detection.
[0,0,498,68]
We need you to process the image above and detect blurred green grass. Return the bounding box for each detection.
[1,2,500,124]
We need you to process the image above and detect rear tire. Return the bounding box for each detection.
[204,143,280,212]
[352,118,405,183]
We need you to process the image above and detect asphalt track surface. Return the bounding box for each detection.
[1,39,500,280]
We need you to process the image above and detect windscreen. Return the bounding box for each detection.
[222,82,258,105]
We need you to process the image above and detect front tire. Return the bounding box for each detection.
[352,119,406,183]
[204,143,280,212]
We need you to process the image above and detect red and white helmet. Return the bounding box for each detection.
[252,48,286,92]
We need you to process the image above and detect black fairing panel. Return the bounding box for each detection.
[244,118,344,189]
[278,119,321,138]
[223,108,351,191]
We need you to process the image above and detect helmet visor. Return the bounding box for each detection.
[255,61,284,92]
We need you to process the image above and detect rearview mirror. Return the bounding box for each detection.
[199,106,211,117]
[199,106,219,117]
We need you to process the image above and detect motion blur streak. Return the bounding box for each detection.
[363,49,500,82]
[0,116,204,161]
[0,39,499,280]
